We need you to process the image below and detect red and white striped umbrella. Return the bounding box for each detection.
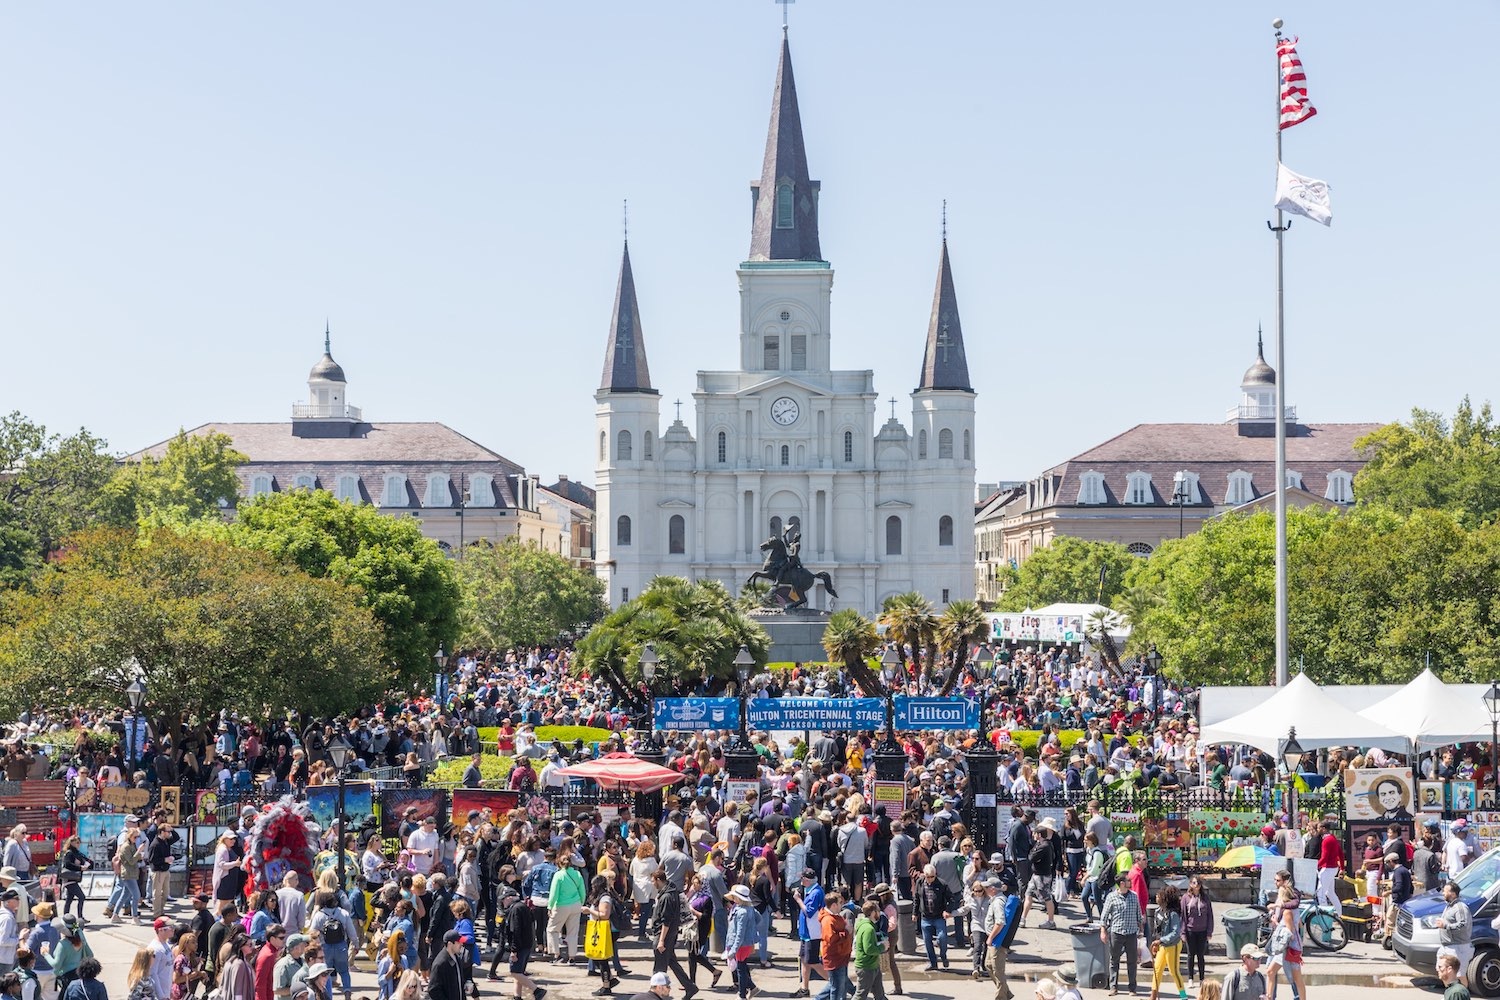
[555,752,686,793]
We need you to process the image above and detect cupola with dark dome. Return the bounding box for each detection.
[292,324,364,437]
[1231,328,1294,436]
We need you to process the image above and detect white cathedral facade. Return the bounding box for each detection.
[594,33,977,615]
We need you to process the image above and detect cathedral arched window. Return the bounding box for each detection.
[770,516,782,538]
[885,516,903,555]
[788,515,801,536]
[763,335,780,370]
[616,515,632,546]
[668,515,685,554]
[938,428,954,459]
[918,430,928,460]
[776,183,794,229]
[617,429,633,461]
[843,431,853,463]
[939,515,954,547]
[599,431,607,462]
[717,431,727,464]
[643,431,654,461]
[964,429,971,461]
[780,444,790,466]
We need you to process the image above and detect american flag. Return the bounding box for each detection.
[1277,35,1318,130]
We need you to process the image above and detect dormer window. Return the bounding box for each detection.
[776,183,794,228]
[1126,472,1152,505]
[1325,470,1353,504]
[1078,471,1106,505]
[1286,470,1304,490]
[1225,470,1254,506]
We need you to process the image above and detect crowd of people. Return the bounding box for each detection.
[5,640,1500,1000]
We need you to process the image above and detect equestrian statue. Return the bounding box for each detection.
[745,525,837,611]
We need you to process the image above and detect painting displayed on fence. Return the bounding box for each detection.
[77,813,126,862]
[1189,810,1266,865]
[379,789,447,839]
[306,782,375,833]
[450,790,519,826]
[1451,781,1478,813]
[1343,768,1415,821]
[1418,781,1445,812]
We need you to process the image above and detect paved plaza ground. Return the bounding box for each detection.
[76,893,1447,1000]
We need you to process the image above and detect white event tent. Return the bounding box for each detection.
[1357,668,1495,750]
[1198,672,1408,754]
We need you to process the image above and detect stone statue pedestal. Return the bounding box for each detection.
[748,607,831,665]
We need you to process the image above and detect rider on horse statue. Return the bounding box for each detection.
[748,525,837,610]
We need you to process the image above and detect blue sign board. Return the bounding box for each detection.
[748,698,885,730]
[653,698,738,731]
[652,696,976,732]
[894,696,981,731]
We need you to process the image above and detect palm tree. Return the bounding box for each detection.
[821,609,884,696]
[935,599,990,694]
[1085,606,1126,677]
[880,591,938,684]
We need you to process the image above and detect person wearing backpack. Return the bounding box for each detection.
[1222,944,1268,1000]
[1081,833,1109,922]
[1020,819,1059,931]
[310,893,356,1000]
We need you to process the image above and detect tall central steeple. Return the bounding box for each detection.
[917,237,973,391]
[599,241,656,394]
[748,32,822,262]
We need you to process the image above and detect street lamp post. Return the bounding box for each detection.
[327,733,354,893]
[1484,683,1500,796]
[1172,471,1191,539]
[725,646,759,780]
[125,678,146,769]
[1281,726,1304,826]
[1144,644,1163,724]
[879,647,901,751]
[434,647,448,706]
[639,643,660,753]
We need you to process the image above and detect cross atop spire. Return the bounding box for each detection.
[748,33,822,262]
[916,235,973,392]
[776,0,793,31]
[324,319,331,355]
[599,241,657,394]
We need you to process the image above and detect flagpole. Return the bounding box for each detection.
[1271,17,1290,687]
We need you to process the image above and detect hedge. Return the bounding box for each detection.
[33,728,119,751]
[426,755,545,787]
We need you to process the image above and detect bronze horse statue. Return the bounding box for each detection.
[745,528,837,610]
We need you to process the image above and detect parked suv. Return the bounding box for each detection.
[1395,847,1500,995]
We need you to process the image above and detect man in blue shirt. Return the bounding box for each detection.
[794,869,825,998]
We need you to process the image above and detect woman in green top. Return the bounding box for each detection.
[852,899,885,1000]
[1207,752,1228,790]
[50,919,93,993]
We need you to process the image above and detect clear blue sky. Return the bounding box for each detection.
[3,3,1496,487]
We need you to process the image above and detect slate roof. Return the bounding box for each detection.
[748,35,822,262]
[599,241,655,394]
[1031,421,1382,509]
[917,239,973,392]
[123,421,531,509]
[545,478,597,509]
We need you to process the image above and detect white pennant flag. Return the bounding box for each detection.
[1274,162,1333,226]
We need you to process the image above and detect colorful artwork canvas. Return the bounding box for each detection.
[1343,767,1415,821]
[306,782,376,833]
[379,788,447,839]
[1418,781,1445,812]
[450,790,519,827]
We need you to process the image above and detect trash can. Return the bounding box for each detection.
[896,898,917,955]
[1223,907,1262,958]
[1069,923,1109,989]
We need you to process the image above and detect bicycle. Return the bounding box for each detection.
[1250,901,1349,953]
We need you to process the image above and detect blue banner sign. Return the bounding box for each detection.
[654,698,738,731]
[894,696,981,731]
[748,698,885,730]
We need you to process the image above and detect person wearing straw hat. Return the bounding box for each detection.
[1052,968,1083,1000]
[722,885,757,1000]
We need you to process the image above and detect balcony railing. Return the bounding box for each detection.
[1227,403,1296,422]
[292,402,362,420]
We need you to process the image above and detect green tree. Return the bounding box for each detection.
[996,536,1135,611]
[213,490,461,685]
[0,412,116,584]
[456,538,606,649]
[0,528,386,727]
[821,609,883,695]
[101,429,246,526]
[573,577,770,707]
[1354,397,1500,525]
[879,592,937,681]
[935,599,990,694]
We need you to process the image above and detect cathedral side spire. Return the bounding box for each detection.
[748,34,822,262]
[599,241,656,394]
[917,237,973,392]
